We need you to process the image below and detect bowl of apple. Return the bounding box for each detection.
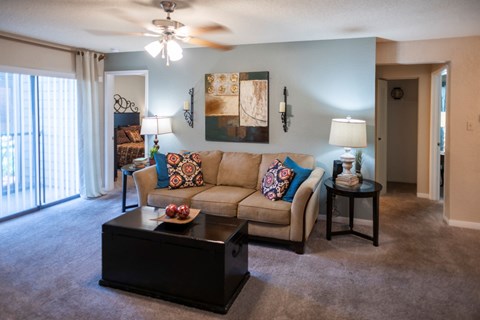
[159,203,199,224]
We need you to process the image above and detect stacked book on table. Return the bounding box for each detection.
[335,174,359,186]
[133,157,149,169]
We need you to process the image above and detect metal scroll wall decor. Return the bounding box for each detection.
[205,71,269,143]
[184,88,194,128]
[280,86,288,132]
[113,94,138,113]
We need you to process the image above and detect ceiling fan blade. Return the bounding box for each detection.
[87,30,161,38]
[186,37,233,51]
[177,24,229,37]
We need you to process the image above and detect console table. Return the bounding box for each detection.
[324,177,383,246]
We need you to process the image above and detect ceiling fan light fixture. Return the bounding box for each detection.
[144,40,162,58]
[167,39,183,60]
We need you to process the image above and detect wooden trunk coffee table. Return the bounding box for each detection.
[99,206,249,314]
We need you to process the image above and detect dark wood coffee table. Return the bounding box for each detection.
[99,206,249,314]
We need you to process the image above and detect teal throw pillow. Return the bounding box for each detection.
[282,156,313,202]
[153,152,169,188]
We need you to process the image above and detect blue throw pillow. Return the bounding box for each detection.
[153,152,169,188]
[282,156,313,202]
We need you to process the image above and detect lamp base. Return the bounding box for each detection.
[335,174,359,186]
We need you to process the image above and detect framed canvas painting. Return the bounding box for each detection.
[205,71,269,143]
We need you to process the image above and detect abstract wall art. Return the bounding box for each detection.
[205,71,269,143]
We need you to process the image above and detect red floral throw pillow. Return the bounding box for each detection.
[261,159,295,201]
[166,152,204,189]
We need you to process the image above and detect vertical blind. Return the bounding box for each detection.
[0,72,79,219]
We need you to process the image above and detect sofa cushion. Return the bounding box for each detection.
[191,186,256,217]
[167,152,204,189]
[238,191,291,225]
[282,156,313,202]
[147,184,214,208]
[261,159,294,201]
[217,152,261,189]
[196,150,223,185]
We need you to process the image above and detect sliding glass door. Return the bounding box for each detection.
[0,72,79,220]
[0,73,37,216]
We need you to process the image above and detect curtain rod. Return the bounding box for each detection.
[0,32,104,60]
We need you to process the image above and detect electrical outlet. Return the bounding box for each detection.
[467,121,473,131]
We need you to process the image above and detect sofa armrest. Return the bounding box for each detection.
[132,166,158,207]
[289,167,325,242]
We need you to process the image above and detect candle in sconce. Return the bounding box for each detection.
[279,102,286,113]
[183,101,190,111]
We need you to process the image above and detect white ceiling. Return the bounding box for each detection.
[1,0,480,53]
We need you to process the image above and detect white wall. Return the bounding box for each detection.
[114,75,145,117]
[0,37,75,77]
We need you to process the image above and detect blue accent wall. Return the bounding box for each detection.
[106,37,376,217]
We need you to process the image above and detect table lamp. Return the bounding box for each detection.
[329,116,367,186]
[140,116,172,153]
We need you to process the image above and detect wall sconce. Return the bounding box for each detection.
[279,86,288,132]
[184,87,194,128]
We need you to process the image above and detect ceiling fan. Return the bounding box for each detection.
[143,0,232,65]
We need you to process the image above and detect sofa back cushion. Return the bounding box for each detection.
[256,153,315,189]
[217,152,262,189]
[196,150,223,185]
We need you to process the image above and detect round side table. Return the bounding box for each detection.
[121,164,143,212]
[324,177,383,246]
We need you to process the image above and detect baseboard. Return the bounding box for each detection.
[417,193,429,199]
[444,218,480,230]
[318,214,372,227]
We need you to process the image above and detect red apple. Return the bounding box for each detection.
[177,204,190,219]
[165,204,178,218]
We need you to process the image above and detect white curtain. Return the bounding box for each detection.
[76,51,105,198]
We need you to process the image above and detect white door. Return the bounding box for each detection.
[429,66,447,201]
[376,79,388,194]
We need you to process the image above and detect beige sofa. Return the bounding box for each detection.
[133,150,325,253]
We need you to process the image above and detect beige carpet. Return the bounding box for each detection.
[0,180,479,320]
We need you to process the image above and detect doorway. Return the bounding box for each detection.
[376,64,445,200]
[375,78,419,195]
[104,70,148,191]
[387,79,419,189]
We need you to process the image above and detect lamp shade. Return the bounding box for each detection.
[144,40,163,58]
[140,117,172,135]
[329,117,367,148]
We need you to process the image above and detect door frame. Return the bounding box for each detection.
[375,79,388,194]
[104,70,149,191]
[429,65,448,201]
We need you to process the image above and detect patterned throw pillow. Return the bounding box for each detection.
[166,152,204,189]
[261,159,295,201]
[116,129,131,144]
[125,130,143,143]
